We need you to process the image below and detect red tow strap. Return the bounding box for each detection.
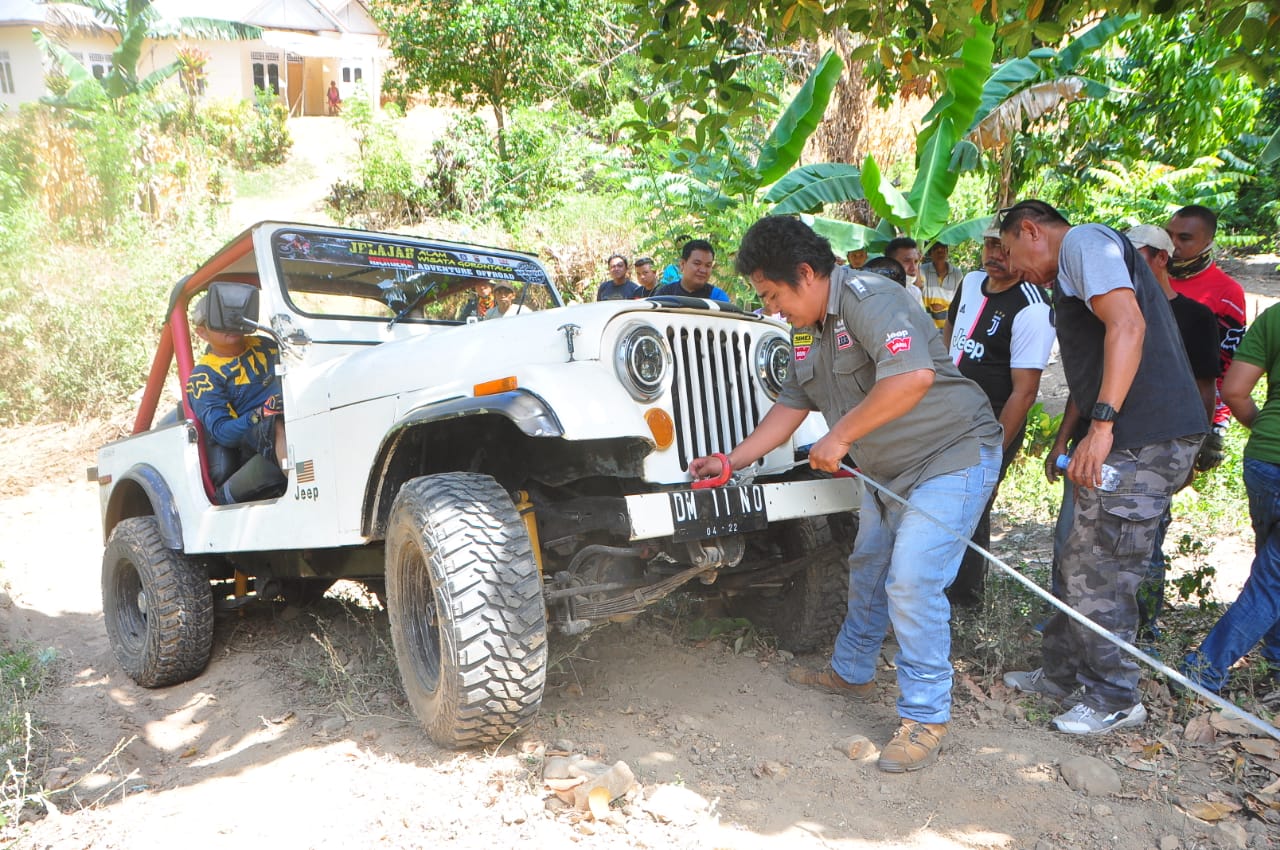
[692,452,732,489]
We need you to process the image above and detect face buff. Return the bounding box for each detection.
[1169,244,1213,279]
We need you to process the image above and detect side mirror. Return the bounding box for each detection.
[205,282,260,333]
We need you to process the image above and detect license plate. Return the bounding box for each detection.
[668,484,768,542]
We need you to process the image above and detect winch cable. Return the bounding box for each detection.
[721,456,1280,742]
[838,461,1280,743]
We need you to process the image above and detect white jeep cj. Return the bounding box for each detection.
[92,222,859,747]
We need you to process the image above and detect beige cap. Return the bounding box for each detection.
[1125,224,1174,255]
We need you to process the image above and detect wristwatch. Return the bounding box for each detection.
[1091,402,1118,422]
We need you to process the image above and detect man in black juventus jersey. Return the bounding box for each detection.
[943,227,1056,603]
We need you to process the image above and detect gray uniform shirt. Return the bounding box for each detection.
[777,266,1002,497]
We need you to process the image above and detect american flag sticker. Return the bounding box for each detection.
[295,460,315,483]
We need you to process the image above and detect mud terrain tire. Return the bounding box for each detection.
[733,516,852,654]
[385,473,547,747]
[102,517,214,687]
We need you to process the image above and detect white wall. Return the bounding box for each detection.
[0,26,47,110]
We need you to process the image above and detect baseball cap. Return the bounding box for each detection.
[1125,224,1174,255]
[190,295,209,327]
[982,226,1001,240]
[491,280,515,292]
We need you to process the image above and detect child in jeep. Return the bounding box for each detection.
[186,295,288,504]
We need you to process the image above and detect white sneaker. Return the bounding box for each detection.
[1053,702,1147,734]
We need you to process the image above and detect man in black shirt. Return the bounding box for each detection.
[596,254,643,301]
[653,239,730,302]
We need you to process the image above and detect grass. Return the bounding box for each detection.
[0,637,58,835]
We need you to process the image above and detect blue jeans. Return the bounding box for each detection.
[1182,457,1280,691]
[831,444,1001,724]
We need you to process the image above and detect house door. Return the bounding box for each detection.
[286,55,303,116]
[340,62,365,102]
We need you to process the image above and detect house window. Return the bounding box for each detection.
[0,52,12,95]
[342,66,363,85]
[342,67,350,83]
[250,51,282,95]
[88,52,111,80]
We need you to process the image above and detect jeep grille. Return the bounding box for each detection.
[662,323,765,469]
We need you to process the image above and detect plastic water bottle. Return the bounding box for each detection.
[1055,454,1122,492]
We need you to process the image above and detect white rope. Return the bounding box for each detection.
[830,461,1280,743]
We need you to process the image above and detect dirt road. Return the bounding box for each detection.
[1,427,1276,850]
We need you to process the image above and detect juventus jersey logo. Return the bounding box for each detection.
[986,313,1003,336]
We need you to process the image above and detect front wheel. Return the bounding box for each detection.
[385,474,547,747]
[102,517,214,687]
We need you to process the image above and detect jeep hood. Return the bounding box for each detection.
[287,300,776,416]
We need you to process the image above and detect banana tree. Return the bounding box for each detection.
[765,18,997,252]
[34,0,261,111]
[765,14,1132,252]
[651,48,844,214]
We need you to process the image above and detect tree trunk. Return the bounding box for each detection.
[493,100,507,161]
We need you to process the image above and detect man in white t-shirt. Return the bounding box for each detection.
[943,227,1055,604]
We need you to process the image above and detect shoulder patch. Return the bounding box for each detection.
[842,274,871,298]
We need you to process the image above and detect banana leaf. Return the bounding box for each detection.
[801,215,888,253]
[33,30,106,110]
[860,155,915,233]
[908,117,959,243]
[934,215,997,248]
[755,49,843,185]
[916,18,994,168]
[967,78,1090,151]
[1055,13,1139,73]
[766,163,864,214]
[1261,128,1280,166]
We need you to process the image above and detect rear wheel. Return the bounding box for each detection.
[385,473,547,747]
[102,517,214,687]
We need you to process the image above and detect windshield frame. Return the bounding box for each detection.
[268,227,562,325]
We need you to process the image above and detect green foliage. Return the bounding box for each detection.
[330,102,429,229]
[754,50,843,185]
[1020,402,1062,459]
[685,616,772,654]
[0,641,56,830]
[1020,13,1265,218]
[1168,535,1219,610]
[197,92,292,169]
[1063,157,1246,230]
[373,0,599,158]
[630,0,1278,127]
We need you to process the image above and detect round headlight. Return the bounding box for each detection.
[757,336,790,399]
[615,324,670,400]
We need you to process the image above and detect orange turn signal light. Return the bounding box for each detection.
[645,408,675,450]
[474,376,518,396]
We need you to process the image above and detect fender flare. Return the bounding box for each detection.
[396,389,563,438]
[361,390,563,538]
[106,464,184,550]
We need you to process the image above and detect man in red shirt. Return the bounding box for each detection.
[1165,205,1247,470]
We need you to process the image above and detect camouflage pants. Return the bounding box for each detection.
[1041,435,1202,711]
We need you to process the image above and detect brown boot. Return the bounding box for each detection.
[877,720,947,773]
[787,667,876,701]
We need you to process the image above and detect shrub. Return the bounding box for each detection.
[197,90,292,170]
[327,99,434,228]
